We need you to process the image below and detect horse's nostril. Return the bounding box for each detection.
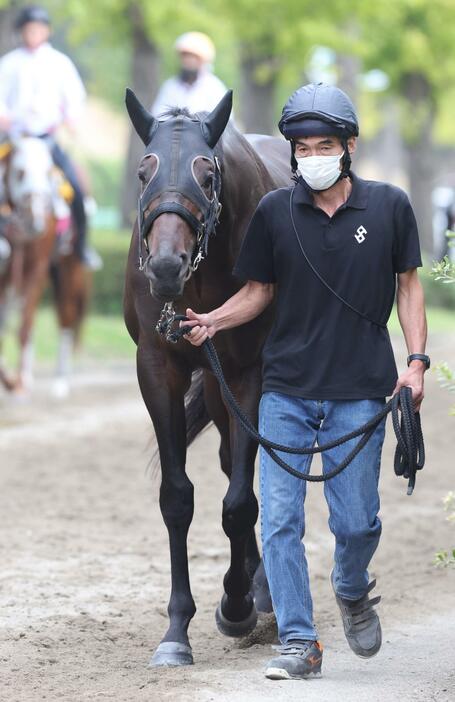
[149,255,184,280]
[180,253,189,264]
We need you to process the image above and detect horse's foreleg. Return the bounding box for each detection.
[51,328,74,398]
[15,235,54,392]
[215,366,265,637]
[52,256,90,397]
[137,345,195,667]
[16,271,47,391]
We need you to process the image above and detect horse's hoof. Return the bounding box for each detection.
[215,600,258,638]
[51,378,70,399]
[148,641,193,667]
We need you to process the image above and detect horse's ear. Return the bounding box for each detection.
[125,88,158,145]
[201,90,233,148]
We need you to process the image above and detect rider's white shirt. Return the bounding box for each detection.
[151,70,228,117]
[0,43,86,137]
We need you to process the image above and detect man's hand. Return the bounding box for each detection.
[393,362,425,412]
[180,308,217,346]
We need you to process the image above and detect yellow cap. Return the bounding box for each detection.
[174,32,216,63]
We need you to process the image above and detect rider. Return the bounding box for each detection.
[0,5,100,268]
[151,32,229,117]
[182,83,429,680]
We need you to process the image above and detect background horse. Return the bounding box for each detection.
[124,90,290,666]
[0,136,90,396]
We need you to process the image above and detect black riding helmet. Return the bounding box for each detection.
[278,82,359,177]
[15,5,51,29]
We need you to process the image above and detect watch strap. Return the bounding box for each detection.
[407,353,430,370]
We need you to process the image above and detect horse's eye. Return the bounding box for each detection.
[17,169,25,181]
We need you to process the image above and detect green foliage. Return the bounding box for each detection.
[90,228,131,315]
[431,255,455,285]
[420,263,455,309]
[85,159,123,208]
[434,493,455,568]
[434,362,455,416]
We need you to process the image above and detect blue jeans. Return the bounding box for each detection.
[259,392,386,644]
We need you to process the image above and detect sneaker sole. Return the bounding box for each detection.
[265,667,322,680]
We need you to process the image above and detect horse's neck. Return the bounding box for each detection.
[207,134,276,271]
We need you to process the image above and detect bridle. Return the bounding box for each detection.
[137,149,223,274]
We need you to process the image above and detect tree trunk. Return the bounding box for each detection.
[336,51,360,105]
[239,49,277,135]
[401,72,436,255]
[0,5,18,55]
[120,3,160,228]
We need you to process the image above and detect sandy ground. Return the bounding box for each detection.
[0,335,454,702]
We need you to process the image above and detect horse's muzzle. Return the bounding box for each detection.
[143,253,190,301]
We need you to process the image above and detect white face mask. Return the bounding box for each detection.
[296,152,344,192]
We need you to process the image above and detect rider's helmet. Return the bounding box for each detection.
[174,32,216,64]
[15,5,51,29]
[278,82,359,175]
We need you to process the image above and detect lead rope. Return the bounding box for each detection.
[155,307,425,495]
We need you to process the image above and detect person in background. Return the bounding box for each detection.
[0,5,101,269]
[151,32,228,117]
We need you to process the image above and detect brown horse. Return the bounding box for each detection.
[124,89,290,667]
[0,137,90,396]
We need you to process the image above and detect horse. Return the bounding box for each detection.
[123,89,291,666]
[0,136,90,396]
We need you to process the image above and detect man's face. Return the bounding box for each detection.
[21,22,50,50]
[179,51,204,72]
[294,135,356,158]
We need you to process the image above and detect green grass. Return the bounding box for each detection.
[3,308,135,365]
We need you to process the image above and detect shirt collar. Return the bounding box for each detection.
[292,171,368,210]
[22,41,51,55]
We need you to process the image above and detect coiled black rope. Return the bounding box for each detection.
[157,312,425,495]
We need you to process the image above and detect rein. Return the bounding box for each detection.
[155,303,425,495]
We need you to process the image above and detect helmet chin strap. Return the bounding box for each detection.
[340,137,351,178]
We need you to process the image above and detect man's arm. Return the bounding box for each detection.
[182,280,274,346]
[394,268,427,410]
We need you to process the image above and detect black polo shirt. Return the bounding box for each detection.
[233,173,422,400]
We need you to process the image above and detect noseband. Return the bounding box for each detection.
[136,117,223,274]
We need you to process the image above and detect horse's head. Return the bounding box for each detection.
[8,137,54,236]
[126,89,232,301]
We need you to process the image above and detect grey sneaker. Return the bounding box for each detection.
[331,570,382,658]
[265,640,323,680]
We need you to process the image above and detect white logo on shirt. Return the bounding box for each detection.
[355,225,367,243]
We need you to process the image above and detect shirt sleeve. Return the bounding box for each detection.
[59,55,86,125]
[232,200,275,283]
[0,54,13,116]
[392,190,422,273]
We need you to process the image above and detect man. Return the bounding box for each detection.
[182,83,428,679]
[151,32,228,117]
[0,5,100,268]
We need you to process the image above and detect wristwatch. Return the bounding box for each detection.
[407,353,430,370]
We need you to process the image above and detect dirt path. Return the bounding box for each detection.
[0,336,454,702]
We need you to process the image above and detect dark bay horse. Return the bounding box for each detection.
[124,89,290,666]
